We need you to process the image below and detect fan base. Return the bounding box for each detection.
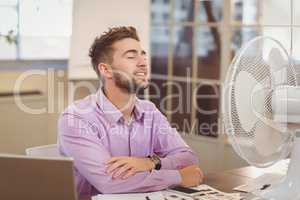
[249,131,300,200]
[258,180,300,200]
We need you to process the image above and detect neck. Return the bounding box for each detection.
[103,84,136,121]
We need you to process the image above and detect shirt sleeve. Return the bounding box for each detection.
[153,111,199,170]
[58,114,181,194]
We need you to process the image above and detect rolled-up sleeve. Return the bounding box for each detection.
[153,112,199,170]
[58,114,181,194]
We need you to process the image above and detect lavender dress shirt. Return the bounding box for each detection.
[58,89,199,197]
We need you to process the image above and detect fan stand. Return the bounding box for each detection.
[255,1,300,198]
[252,131,300,200]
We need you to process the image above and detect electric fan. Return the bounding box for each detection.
[222,35,300,200]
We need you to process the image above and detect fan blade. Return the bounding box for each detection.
[235,71,259,132]
[268,47,289,85]
[254,121,283,157]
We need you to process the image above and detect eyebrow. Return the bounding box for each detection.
[122,49,147,56]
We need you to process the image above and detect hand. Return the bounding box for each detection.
[178,165,204,187]
[106,156,155,179]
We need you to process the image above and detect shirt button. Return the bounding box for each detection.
[110,124,116,128]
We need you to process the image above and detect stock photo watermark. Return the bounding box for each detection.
[12,68,222,135]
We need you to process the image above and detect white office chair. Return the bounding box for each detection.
[25,144,61,157]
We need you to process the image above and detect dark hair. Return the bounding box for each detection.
[88,26,140,78]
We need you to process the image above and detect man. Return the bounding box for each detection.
[58,26,203,198]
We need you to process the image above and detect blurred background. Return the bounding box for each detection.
[0,0,299,173]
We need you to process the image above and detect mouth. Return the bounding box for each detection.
[134,72,149,84]
[135,72,147,77]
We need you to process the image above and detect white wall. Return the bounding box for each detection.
[0,70,67,154]
[68,0,151,80]
[262,0,300,60]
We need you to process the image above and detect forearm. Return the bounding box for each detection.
[160,151,199,170]
[97,169,181,194]
[62,136,182,194]
[61,133,181,194]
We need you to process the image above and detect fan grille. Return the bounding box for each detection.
[223,36,296,167]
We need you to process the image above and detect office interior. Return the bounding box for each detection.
[0,0,299,175]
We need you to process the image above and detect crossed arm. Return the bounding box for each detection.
[59,113,202,194]
[102,113,202,186]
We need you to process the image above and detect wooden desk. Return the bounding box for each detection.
[204,159,288,193]
[204,167,253,193]
[86,160,289,199]
[84,167,254,200]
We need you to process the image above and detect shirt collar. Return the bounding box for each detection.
[133,98,145,121]
[96,88,145,124]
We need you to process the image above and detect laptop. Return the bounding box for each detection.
[0,154,77,200]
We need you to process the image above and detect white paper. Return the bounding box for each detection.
[233,173,284,193]
[233,159,289,193]
[93,184,244,200]
[92,191,164,200]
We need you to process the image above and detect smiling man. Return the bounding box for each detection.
[58,26,203,198]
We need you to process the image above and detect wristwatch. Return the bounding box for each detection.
[148,155,162,170]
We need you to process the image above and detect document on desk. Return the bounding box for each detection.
[93,185,244,200]
[233,173,284,193]
[92,191,164,200]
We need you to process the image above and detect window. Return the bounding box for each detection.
[150,0,224,137]
[150,0,300,137]
[0,0,18,59]
[0,0,73,60]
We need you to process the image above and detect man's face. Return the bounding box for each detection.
[110,38,149,94]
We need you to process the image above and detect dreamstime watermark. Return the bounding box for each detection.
[67,116,223,138]
[13,68,220,117]
[13,69,99,114]
[12,67,283,136]
[171,118,222,136]
[11,67,224,136]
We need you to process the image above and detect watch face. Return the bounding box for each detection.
[152,155,161,170]
[155,162,162,170]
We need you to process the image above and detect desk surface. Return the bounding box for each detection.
[204,166,257,193]
[83,167,255,200]
[204,159,288,193]
[83,167,256,200]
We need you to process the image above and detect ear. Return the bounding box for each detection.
[98,63,113,79]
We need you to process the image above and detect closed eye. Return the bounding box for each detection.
[127,56,136,59]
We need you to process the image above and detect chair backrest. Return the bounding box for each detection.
[25,144,60,157]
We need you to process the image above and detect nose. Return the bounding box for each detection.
[138,54,147,68]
